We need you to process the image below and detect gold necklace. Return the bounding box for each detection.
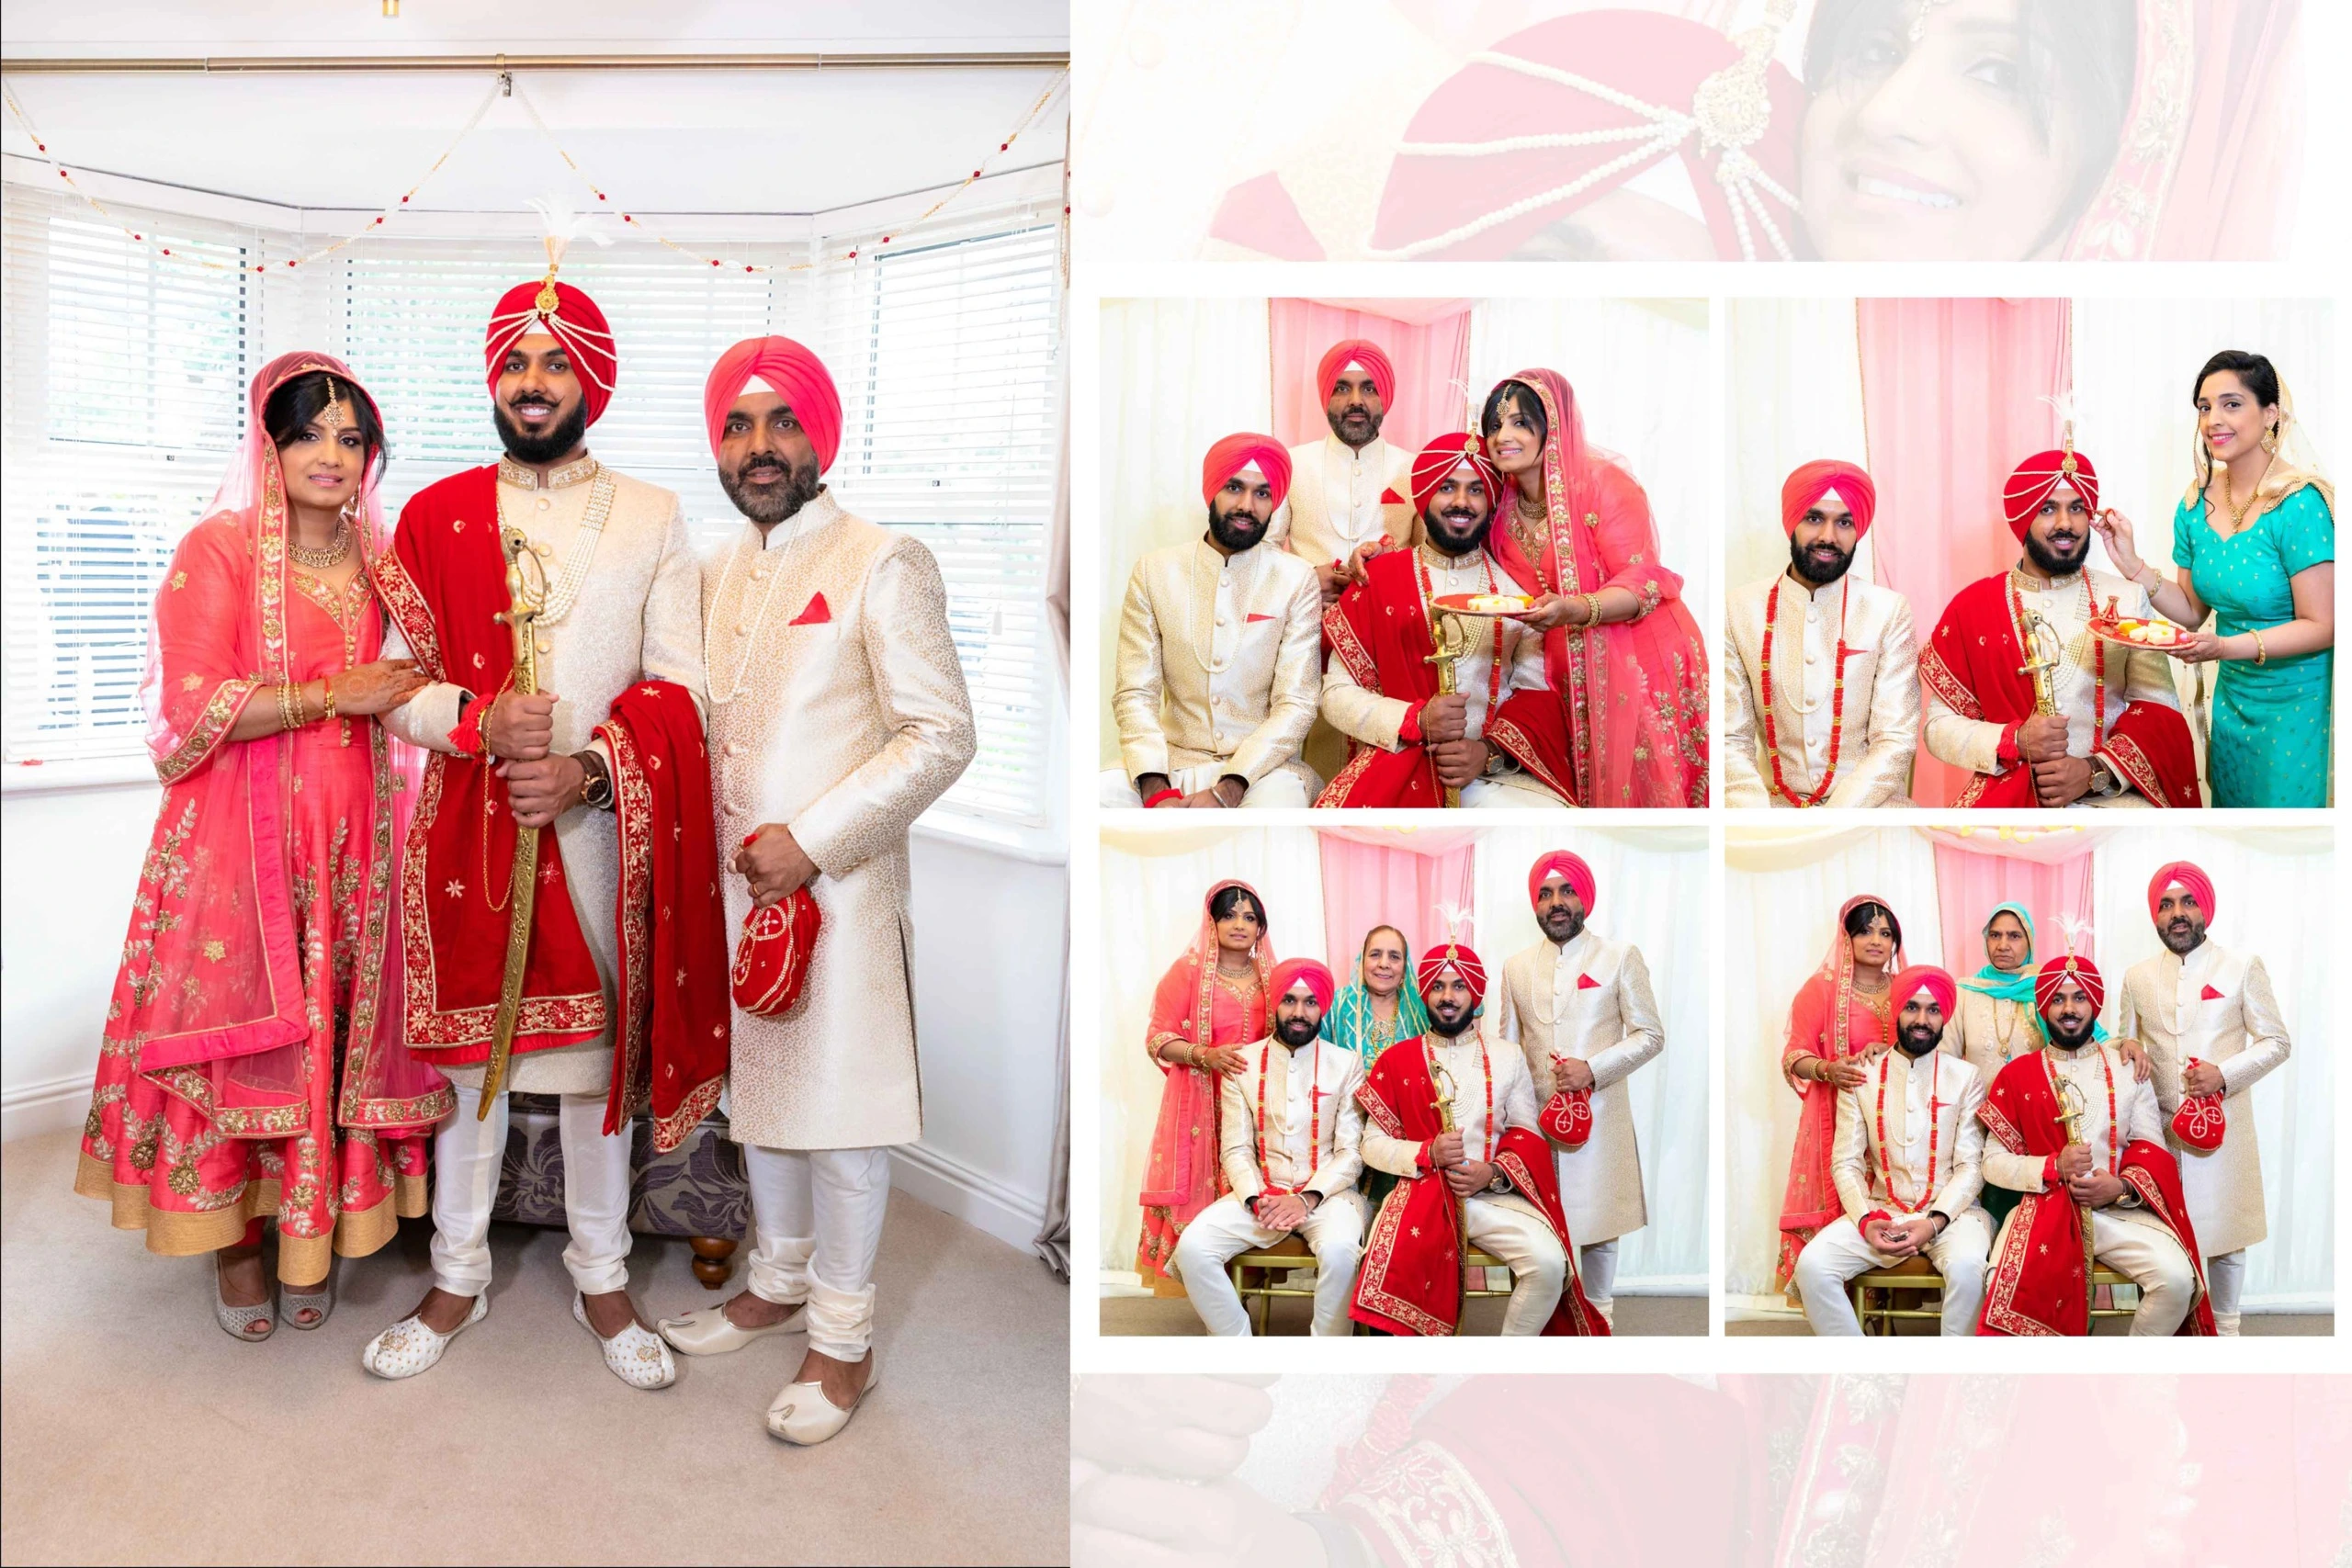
[288,518,350,570]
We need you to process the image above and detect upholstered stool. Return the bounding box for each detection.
[1227,1235,1511,1335]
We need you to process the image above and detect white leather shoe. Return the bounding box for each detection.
[361,1293,487,1380]
[657,1297,808,1357]
[767,1367,877,1445]
[575,1294,676,1390]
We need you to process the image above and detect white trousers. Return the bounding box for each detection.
[1464,1192,1566,1337]
[1172,1191,1368,1337]
[1795,1210,1995,1337]
[431,1086,633,1297]
[2089,1208,2198,1336]
[745,1144,892,1361]
[1577,1237,1619,1327]
[1098,765,1315,808]
[2206,1248,2245,1335]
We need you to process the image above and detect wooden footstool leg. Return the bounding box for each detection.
[690,1235,739,1290]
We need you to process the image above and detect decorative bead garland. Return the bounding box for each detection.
[1255,1036,1323,1196]
[1871,1055,1940,1215]
[1759,573,1850,807]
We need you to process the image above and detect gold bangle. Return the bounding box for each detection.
[1581,592,1603,626]
[276,680,299,733]
[321,675,339,724]
[2251,628,2267,665]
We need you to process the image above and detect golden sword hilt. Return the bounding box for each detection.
[481,525,551,1114]
[2018,608,2064,718]
[1423,610,1474,807]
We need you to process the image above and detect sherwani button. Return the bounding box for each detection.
[537,497,552,512]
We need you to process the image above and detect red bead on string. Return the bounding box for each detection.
[1759,574,1851,808]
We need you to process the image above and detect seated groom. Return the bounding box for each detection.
[1792,965,1993,1337]
[1919,443,2199,807]
[1351,939,1609,1337]
[1171,960,1368,1337]
[1317,433,1573,807]
[1102,434,1322,807]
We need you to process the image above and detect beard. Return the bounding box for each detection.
[1421,505,1492,558]
[1539,907,1584,944]
[2045,1011,2098,1049]
[1426,1004,1476,1038]
[1208,499,1271,554]
[2023,526,2090,578]
[721,450,822,525]
[1328,403,1382,449]
[2160,917,2205,955]
[494,396,590,467]
[1275,1014,1321,1046]
[1788,533,1854,586]
[1897,1023,1940,1057]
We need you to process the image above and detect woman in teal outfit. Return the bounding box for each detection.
[1319,925,1430,1065]
[2096,351,2335,807]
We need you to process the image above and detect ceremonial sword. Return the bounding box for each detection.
[481,523,550,1112]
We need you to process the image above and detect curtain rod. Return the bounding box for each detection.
[0,51,1068,74]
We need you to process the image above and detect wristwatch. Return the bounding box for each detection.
[2086,757,2124,799]
[574,749,616,810]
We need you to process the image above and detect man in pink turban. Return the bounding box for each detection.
[658,336,978,1442]
[1978,948,2211,1337]
[1104,434,1322,809]
[368,267,721,1394]
[1495,849,1665,1328]
[1920,442,2199,808]
[1170,955,1370,1337]
[1317,433,1570,808]
[1789,960,1995,1337]
[2116,860,2293,1336]
[1272,339,1414,604]
[1724,458,1918,808]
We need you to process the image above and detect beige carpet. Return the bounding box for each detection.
[2,1127,1067,1566]
[1101,1291,1707,1337]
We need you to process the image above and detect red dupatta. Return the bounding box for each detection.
[1774,894,1901,1290]
[1137,880,1273,1213]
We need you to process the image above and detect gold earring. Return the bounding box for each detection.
[2261,423,2279,454]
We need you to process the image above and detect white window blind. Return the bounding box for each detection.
[2,183,257,763]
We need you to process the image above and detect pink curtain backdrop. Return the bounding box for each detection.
[1315,828,1478,977]
[1270,299,1474,457]
[1931,840,2095,979]
[1857,297,2072,807]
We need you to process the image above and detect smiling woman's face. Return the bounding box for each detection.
[1797,0,2129,261]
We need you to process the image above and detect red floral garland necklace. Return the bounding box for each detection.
[1256,1036,1322,1196]
[1871,1054,1940,1214]
[1759,573,1849,807]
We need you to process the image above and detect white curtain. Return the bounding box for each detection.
[1095,298,1273,765]
[1096,825,1326,1284]
[1466,297,1716,630]
[1722,297,1874,597]
[1469,825,1711,1291]
[1723,829,1943,1303]
[2089,827,2335,1308]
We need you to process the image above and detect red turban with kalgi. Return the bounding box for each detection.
[1415,941,1487,1004]
[2146,862,2216,928]
[1268,957,1337,1012]
[485,279,617,426]
[1781,460,1877,537]
[1317,338,1396,407]
[2003,447,2100,540]
[703,335,844,473]
[1409,433,1502,517]
[2034,953,2106,1016]
[1202,434,1293,510]
[1891,964,1958,1020]
[1526,851,1595,916]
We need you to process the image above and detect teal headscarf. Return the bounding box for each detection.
[1961,902,2105,1042]
[1320,927,1431,1065]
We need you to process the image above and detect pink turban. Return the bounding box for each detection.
[485,280,617,426]
[1202,434,1293,510]
[1416,941,1487,1004]
[1317,338,1396,407]
[1891,964,1957,1020]
[1781,460,1877,538]
[704,335,843,473]
[2034,953,2106,1016]
[1269,958,1337,1012]
[2147,862,2216,929]
[1410,433,1502,517]
[1527,851,1595,917]
[2004,448,2100,541]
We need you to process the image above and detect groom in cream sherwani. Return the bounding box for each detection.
[656,337,975,1444]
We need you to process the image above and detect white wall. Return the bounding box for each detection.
[2,779,1067,1255]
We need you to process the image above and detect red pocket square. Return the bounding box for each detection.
[1380,487,1407,505]
[1577,973,1600,990]
[2200,984,2224,1001]
[789,592,831,626]
[1246,612,1276,623]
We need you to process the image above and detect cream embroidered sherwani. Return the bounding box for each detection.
[1939,982,2041,1079]
[702,490,976,1149]
[1794,1050,1992,1336]
[2116,941,2290,1259]
[1723,571,1918,808]
[1319,544,1564,807]
[382,454,709,1094]
[1923,568,2177,807]
[1174,1041,1369,1336]
[1494,928,1663,1246]
[1107,538,1321,803]
[1268,434,1415,569]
